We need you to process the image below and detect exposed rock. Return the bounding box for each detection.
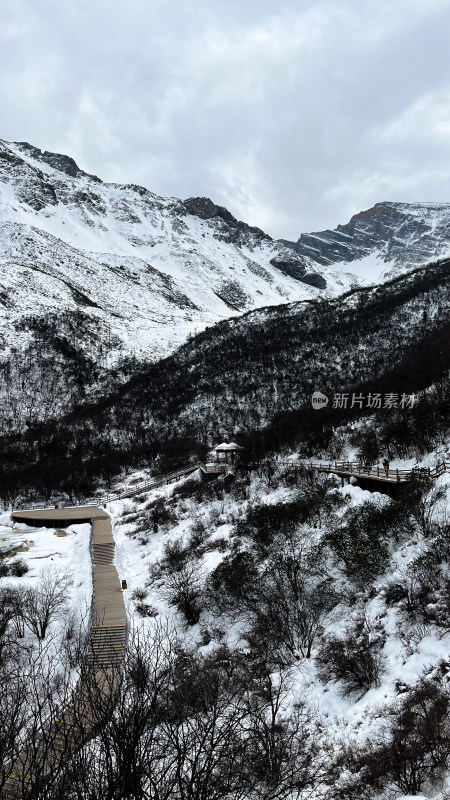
[269,254,327,289]
[41,150,80,178]
[214,280,250,311]
[284,201,450,273]
[299,272,327,289]
[182,196,272,243]
[15,141,102,183]
[269,254,307,281]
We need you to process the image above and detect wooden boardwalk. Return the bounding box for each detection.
[11,506,126,634]
[3,463,235,793]
[307,459,450,486]
[18,462,231,514]
[4,505,127,795]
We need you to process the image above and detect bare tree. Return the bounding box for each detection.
[23,568,72,640]
[244,667,320,800]
[246,535,337,663]
[53,621,180,800]
[0,659,30,797]
[0,635,81,799]
[0,588,18,665]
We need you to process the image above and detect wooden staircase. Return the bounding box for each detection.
[87,625,127,668]
[5,505,127,796]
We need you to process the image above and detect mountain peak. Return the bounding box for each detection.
[13,141,101,182]
[182,196,272,242]
[347,201,401,225]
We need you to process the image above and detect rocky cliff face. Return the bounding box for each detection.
[283,201,450,277]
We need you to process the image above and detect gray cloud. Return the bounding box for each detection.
[2,0,450,237]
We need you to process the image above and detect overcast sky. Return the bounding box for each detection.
[2,0,450,238]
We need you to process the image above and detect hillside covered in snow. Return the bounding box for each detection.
[3,138,450,437]
[2,402,450,799]
[0,137,334,369]
[1,253,449,506]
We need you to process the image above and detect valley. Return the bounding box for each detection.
[2,139,450,800]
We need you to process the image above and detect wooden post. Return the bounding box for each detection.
[396,469,399,482]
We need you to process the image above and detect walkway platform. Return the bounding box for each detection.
[4,505,127,794]
[11,506,127,631]
[308,460,450,488]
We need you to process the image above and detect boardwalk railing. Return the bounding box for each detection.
[14,464,203,511]
[13,461,234,512]
[198,462,233,475]
[307,460,450,483]
[13,458,450,512]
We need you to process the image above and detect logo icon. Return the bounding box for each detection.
[312,391,329,410]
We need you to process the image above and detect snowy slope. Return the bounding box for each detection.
[0,138,349,367]
[106,440,450,800]
[3,138,450,368]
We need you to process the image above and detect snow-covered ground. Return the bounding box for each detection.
[98,446,450,799]
[0,512,92,659]
[2,412,450,796]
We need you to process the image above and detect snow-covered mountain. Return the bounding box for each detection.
[3,138,450,370]
[0,138,339,368]
[284,200,450,282]
[4,135,450,436]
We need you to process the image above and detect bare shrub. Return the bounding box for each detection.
[131,587,147,603]
[131,588,158,618]
[249,534,337,663]
[159,560,204,625]
[316,612,385,696]
[0,547,29,578]
[350,675,450,796]
[141,498,177,534]
[8,558,29,576]
[400,476,448,538]
[244,667,321,797]
[187,516,208,550]
[161,537,189,573]
[209,550,258,609]
[325,500,393,586]
[384,551,450,630]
